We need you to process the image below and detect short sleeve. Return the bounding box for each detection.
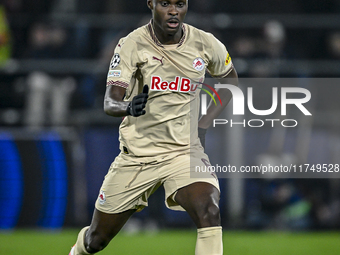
[206,34,233,78]
[106,37,139,89]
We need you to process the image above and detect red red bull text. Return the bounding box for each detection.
[150,76,199,93]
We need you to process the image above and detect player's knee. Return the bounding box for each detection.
[85,231,111,253]
[86,238,108,253]
[199,203,221,226]
[206,203,220,222]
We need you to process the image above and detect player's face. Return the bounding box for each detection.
[148,0,188,41]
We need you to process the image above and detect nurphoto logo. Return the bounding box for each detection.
[200,83,312,128]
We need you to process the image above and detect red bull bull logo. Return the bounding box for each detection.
[193,57,205,71]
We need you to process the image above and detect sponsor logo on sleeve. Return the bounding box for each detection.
[225,53,231,65]
[108,70,121,78]
[193,57,205,71]
[110,53,121,68]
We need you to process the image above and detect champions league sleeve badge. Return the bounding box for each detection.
[110,53,121,69]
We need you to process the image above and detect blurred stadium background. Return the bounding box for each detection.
[1,0,340,254]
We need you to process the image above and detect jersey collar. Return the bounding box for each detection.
[147,20,186,48]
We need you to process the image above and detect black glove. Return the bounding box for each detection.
[198,127,207,149]
[126,85,149,117]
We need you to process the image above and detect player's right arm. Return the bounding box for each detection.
[103,35,149,117]
[104,84,149,117]
[104,85,129,117]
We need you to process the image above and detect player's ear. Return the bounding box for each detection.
[147,0,153,10]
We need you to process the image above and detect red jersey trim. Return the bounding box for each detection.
[107,80,129,89]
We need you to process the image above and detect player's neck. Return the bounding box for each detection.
[153,24,183,45]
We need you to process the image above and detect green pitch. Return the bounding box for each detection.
[1,229,340,255]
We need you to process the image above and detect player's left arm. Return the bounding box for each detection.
[198,67,238,129]
[197,34,239,148]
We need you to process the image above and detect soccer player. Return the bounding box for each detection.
[69,0,238,254]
